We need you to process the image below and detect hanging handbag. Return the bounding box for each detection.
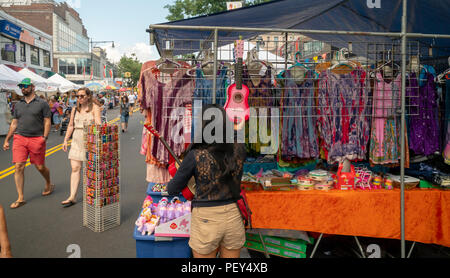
[237,187,252,228]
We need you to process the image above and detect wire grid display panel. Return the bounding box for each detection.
[83,124,121,233]
[154,35,422,120]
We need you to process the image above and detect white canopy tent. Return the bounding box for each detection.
[0,64,24,135]
[0,64,26,95]
[19,68,59,93]
[48,73,80,93]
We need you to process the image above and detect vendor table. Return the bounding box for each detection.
[246,189,450,250]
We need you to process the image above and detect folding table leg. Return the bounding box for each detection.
[407,241,416,258]
[354,236,366,258]
[309,233,323,258]
[258,232,271,258]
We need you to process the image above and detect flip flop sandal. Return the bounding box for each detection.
[42,184,55,196]
[10,201,26,209]
[62,201,76,208]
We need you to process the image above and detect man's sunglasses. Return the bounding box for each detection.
[18,84,31,89]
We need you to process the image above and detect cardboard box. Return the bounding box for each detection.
[154,214,191,238]
[244,240,306,259]
[245,233,311,253]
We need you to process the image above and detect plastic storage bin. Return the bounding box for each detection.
[134,185,191,258]
[134,226,192,258]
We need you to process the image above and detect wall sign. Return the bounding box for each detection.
[4,44,17,52]
[0,20,22,40]
[19,30,35,45]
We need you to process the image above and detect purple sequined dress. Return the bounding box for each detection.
[407,72,439,156]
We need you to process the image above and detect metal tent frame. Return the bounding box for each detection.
[146,0,450,258]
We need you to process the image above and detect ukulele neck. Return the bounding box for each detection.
[236,58,243,90]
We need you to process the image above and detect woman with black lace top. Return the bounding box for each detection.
[167,104,247,258]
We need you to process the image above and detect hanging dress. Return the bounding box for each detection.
[444,79,450,164]
[407,71,440,156]
[317,68,370,164]
[242,65,274,156]
[281,69,318,160]
[369,72,404,165]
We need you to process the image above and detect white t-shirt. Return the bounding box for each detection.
[128,94,136,104]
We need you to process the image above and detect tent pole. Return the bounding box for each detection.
[400,0,408,259]
[284,32,288,72]
[212,28,219,105]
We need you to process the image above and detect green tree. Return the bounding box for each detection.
[117,53,142,88]
[165,0,273,21]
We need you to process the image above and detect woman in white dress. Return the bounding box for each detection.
[61,88,101,207]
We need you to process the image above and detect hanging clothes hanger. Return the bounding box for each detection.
[436,57,450,83]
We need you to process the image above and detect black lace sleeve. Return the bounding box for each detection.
[166,151,196,195]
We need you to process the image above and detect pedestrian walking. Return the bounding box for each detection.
[120,95,130,133]
[99,99,108,123]
[0,205,12,258]
[2,78,55,209]
[167,105,247,259]
[128,92,136,111]
[62,88,101,208]
[49,96,62,132]
[66,90,77,109]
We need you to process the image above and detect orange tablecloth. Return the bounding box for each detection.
[246,189,450,247]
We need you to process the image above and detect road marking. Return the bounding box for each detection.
[0,143,70,175]
[0,108,139,181]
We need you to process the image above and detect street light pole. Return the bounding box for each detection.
[89,39,114,83]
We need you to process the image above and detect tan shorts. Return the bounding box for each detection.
[189,203,246,255]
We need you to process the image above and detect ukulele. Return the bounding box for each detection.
[144,123,195,201]
[224,39,250,125]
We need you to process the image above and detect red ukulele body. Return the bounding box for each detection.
[224,39,250,125]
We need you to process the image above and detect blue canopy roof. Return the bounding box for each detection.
[150,0,450,57]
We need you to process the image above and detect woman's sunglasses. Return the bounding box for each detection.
[77,95,87,99]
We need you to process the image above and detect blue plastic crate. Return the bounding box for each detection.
[146,183,186,203]
[133,226,191,258]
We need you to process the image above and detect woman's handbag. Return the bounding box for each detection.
[237,188,252,228]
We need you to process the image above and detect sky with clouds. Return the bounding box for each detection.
[57,0,175,63]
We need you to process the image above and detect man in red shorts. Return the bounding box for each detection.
[3,78,54,209]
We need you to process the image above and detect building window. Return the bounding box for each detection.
[30,46,40,66]
[43,50,51,68]
[59,58,67,74]
[58,22,89,53]
[20,42,26,62]
[1,35,16,63]
[67,58,76,74]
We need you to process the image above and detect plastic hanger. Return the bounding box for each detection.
[290,51,310,70]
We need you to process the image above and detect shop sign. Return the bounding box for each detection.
[0,20,22,40]
[227,1,243,10]
[19,30,35,46]
[34,38,52,52]
[4,44,17,52]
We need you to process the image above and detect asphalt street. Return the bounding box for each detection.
[0,107,148,258]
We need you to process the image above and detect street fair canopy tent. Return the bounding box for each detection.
[0,64,26,96]
[149,0,450,58]
[85,82,104,92]
[105,85,117,90]
[19,68,59,93]
[48,73,80,93]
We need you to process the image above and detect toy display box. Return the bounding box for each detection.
[154,213,191,238]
